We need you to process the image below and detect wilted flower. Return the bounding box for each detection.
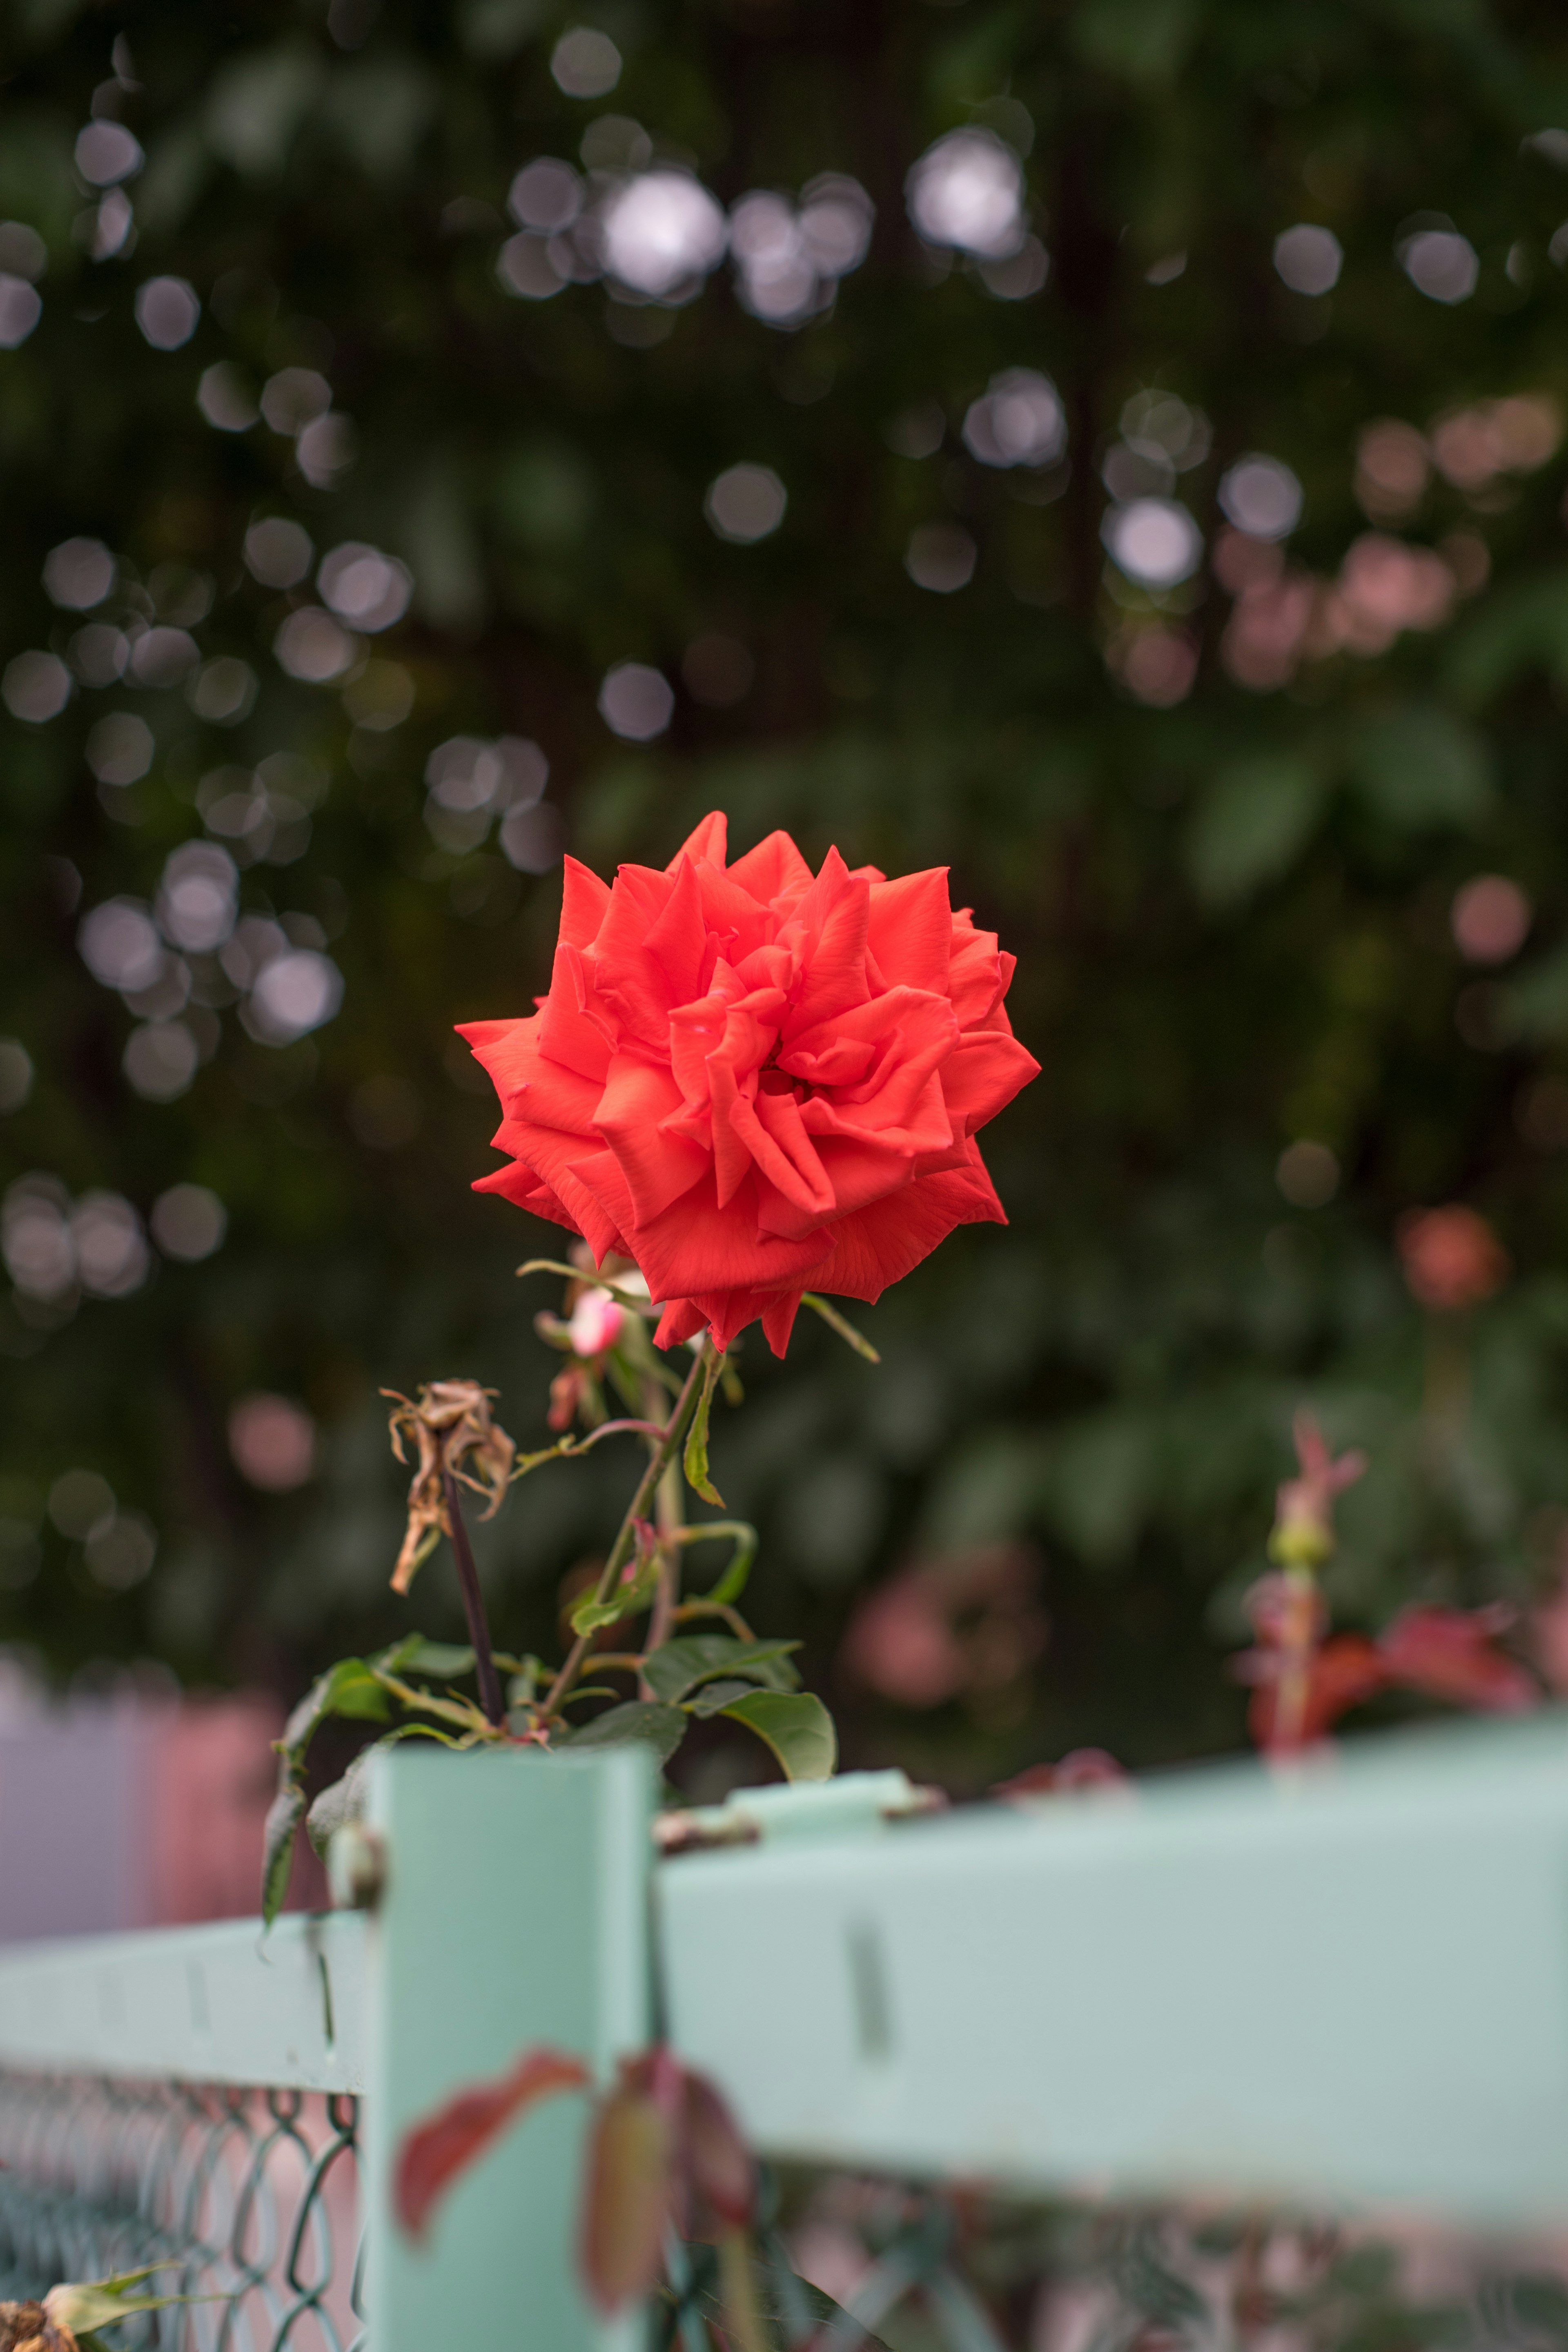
[0,2301,78,2352]
[1269,1410,1367,1569]
[1397,1204,1510,1310]
[383,1379,516,1593]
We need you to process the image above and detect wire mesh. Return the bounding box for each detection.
[0,2071,362,2352]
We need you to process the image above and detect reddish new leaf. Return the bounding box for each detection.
[394,2045,590,2243]
[1377,1604,1538,1713]
[1240,1634,1388,1752]
[683,2067,755,2237]
[580,2068,675,2312]
[993,1748,1126,1801]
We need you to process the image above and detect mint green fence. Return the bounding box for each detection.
[2,1719,1568,2348]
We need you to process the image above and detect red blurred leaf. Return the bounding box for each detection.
[394,2045,589,2243]
[683,2067,755,2236]
[1241,1634,1388,1751]
[993,1749,1127,1800]
[580,2069,675,2312]
[1377,1604,1538,1713]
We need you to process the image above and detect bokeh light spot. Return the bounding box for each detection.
[2,651,72,723]
[86,712,154,786]
[150,1183,227,1261]
[906,128,1024,258]
[0,1041,33,1114]
[704,462,787,543]
[905,524,976,593]
[601,172,726,299]
[245,517,313,588]
[1452,875,1531,964]
[598,660,674,739]
[229,1394,317,1492]
[134,276,200,350]
[550,27,622,98]
[44,538,116,611]
[75,122,142,186]
[1218,456,1303,540]
[1273,223,1342,295]
[1102,498,1203,588]
[1276,1140,1340,1207]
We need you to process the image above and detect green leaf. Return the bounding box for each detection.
[1186,756,1327,906]
[719,1690,837,1781]
[680,1519,759,1607]
[390,1640,477,1680]
[561,1701,688,1764]
[280,1655,392,1773]
[306,1748,373,1858]
[683,1344,726,1506]
[261,1781,306,1929]
[332,1661,399,1721]
[642,1635,801,1705]
[684,1677,757,1717]
[570,1540,661,1636]
[1347,706,1493,831]
[1447,566,1568,706]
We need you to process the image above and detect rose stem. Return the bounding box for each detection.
[639,1373,686,1692]
[442,1468,506,1728]
[540,1341,712,1725]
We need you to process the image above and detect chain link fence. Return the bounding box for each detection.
[0,2071,362,2352]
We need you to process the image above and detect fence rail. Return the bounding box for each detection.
[0,1718,1566,2346]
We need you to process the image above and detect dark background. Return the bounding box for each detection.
[5,0,1568,1792]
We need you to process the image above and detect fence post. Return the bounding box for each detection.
[361,1742,653,2352]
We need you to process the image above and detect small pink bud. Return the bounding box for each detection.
[568,1287,626,1359]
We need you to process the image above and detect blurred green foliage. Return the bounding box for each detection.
[4,0,1568,1789]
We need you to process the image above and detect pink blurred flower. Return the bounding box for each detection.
[1326,534,1454,655]
[1221,571,1315,691]
[1451,874,1530,964]
[1396,1204,1509,1311]
[1107,625,1198,708]
[1354,419,1430,521]
[840,1544,1047,1708]
[228,1392,316,1491]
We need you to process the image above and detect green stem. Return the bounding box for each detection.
[539,1340,713,1724]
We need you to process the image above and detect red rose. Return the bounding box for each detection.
[460,811,1039,1353]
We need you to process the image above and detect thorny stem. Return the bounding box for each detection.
[442,1469,506,1728]
[540,1341,713,1726]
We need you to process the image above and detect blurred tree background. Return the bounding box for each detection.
[4,0,1568,1791]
